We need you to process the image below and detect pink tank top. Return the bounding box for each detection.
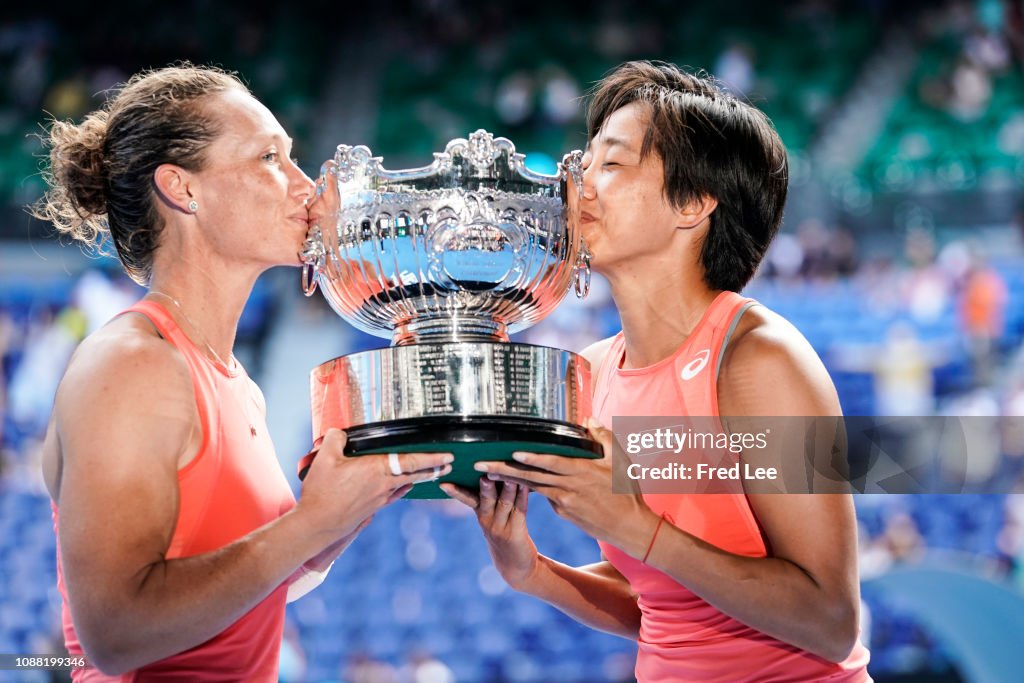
[53,300,296,682]
[595,291,871,682]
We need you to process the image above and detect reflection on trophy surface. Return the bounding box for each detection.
[299,130,599,498]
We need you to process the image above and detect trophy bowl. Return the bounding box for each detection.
[299,130,599,498]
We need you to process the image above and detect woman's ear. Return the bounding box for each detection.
[153,164,195,214]
[676,195,718,230]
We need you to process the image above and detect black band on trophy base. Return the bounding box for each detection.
[344,415,602,455]
[298,416,602,499]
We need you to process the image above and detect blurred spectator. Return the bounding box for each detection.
[345,652,399,683]
[799,219,860,281]
[880,510,926,563]
[996,489,1024,588]
[948,54,992,122]
[714,41,756,97]
[495,71,534,126]
[538,65,580,125]
[7,305,84,436]
[761,220,859,283]
[71,268,141,335]
[964,26,1011,72]
[900,228,953,324]
[279,618,308,683]
[876,322,946,417]
[856,505,928,579]
[41,72,92,121]
[957,251,1008,385]
[762,232,805,282]
[398,650,455,683]
[942,388,1002,485]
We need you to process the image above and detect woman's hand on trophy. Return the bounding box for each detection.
[441,479,542,591]
[296,428,454,542]
[471,420,658,557]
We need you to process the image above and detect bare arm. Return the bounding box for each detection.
[52,321,451,674]
[443,478,641,639]
[518,555,641,639]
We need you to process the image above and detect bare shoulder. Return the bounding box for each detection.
[57,313,193,412]
[50,312,198,498]
[718,305,839,416]
[580,336,618,377]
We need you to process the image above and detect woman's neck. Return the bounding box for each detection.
[147,256,258,365]
[604,258,720,370]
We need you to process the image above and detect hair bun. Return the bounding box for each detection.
[33,110,111,245]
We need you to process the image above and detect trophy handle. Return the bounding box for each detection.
[302,261,319,297]
[301,228,325,298]
[574,239,591,299]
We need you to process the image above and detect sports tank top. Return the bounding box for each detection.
[53,299,296,682]
[595,290,871,682]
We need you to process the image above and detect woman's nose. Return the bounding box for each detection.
[581,165,597,200]
[297,172,316,202]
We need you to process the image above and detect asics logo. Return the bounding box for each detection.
[680,349,711,381]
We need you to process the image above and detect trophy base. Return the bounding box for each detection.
[298,416,602,499]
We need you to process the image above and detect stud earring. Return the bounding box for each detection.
[188,200,199,213]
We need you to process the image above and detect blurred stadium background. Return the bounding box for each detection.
[2,0,1024,681]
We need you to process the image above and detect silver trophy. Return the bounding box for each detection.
[298,130,598,498]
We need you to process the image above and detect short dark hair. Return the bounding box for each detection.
[33,63,249,284]
[587,60,788,292]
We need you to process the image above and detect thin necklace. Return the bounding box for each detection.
[147,290,234,371]
[147,291,258,439]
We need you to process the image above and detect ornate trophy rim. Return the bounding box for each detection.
[300,130,588,346]
[331,129,578,187]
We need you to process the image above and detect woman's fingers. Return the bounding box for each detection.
[440,483,479,509]
[385,484,413,504]
[476,461,561,488]
[492,480,519,526]
[369,451,453,488]
[514,481,530,515]
[385,451,454,476]
[400,464,453,486]
[319,428,348,458]
[586,418,616,461]
[476,476,500,522]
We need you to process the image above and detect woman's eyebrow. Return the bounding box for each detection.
[595,136,636,153]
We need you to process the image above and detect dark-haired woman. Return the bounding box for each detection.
[444,61,872,682]
[36,65,452,681]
